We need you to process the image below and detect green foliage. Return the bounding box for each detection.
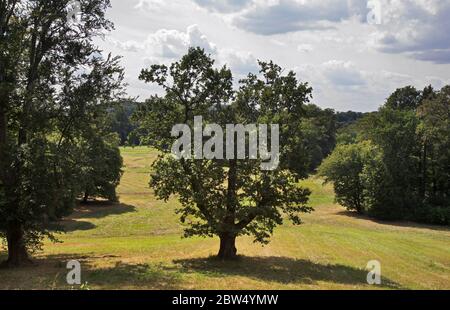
[324,85,450,225]
[108,101,139,146]
[301,104,337,172]
[78,133,123,202]
[336,112,377,145]
[0,0,124,265]
[385,86,422,110]
[135,48,313,258]
[365,107,421,219]
[319,141,379,213]
[417,87,450,207]
[336,111,365,128]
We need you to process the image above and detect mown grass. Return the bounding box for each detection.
[0,146,449,290]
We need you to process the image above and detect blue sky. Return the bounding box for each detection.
[96,0,450,112]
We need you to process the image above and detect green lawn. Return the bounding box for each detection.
[0,146,449,290]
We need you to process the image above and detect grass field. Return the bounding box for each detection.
[0,146,449,290]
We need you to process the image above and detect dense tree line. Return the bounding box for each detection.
[320,86,450,225]
[110,102,363,162]
[336,111,365,128]
[107,101,139,146]
[0,0,124,267]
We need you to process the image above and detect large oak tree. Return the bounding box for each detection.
[136,48,313,259]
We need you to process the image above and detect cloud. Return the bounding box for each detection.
[296,60,367,91]
[192,0,252,13]
[295,60,448,111]
[108,25,217,58]
[322,60,366,87]
[192,0,369,35]
[134,0,166,11]
[297,44,314,53]
[190,0,450,64]
[106,38,142,52]
[412,50,450,64]
[108,24,258,79]
[370,0,450,63]
[218,49,259,75]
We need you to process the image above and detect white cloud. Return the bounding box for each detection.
[96,0,450,111]
[193,0,368,35]
[295,60,448,111]
[107,24,217,58]
[192,0,252,13]
[191,0,450,64]
[107,24,258,80]
[368,0,450,63]
[297,44,314,53]
[218,49,259,75]
[322,60,366,87]
[134,0,166,11]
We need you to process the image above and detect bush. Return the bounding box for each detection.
[413,205,450,225]
[78,133,123,202]
[319,141,379,213]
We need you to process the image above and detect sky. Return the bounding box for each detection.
[95,0,450,112]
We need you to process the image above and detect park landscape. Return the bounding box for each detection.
[1,1,450,292]
[0,146,449,290]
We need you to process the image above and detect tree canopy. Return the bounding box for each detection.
[320,85,450,224]
[135,48,315,259]
[0,0,124,267]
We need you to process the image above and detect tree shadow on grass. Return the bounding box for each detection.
[336,210,450,232]
[86,261,182,289]
[174,256,402,289]
[52,202,137,233]
[52,219,97,232]
[1,253,401,290]
[6,254,183,290]
[70,202,137,220]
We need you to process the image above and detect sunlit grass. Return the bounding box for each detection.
[0,146,449,290]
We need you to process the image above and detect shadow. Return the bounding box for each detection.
[336,210,450,232]
[86,261,182,289]
[50,202,136,233]
[174,256,401,289]
[0,253,181,289]
[1,253,401,289]
[69,202,137,220]
[31,254,180,289]
[54,219,97,232]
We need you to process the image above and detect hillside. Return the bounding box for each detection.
[0,147,449,290]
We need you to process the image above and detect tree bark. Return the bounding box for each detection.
[421,141,428,201]
[1,221,32,268]
[0,104,7,179]
[217,233,237,260]
[83,192,89,203]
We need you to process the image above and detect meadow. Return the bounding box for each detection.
[0,147,449,290]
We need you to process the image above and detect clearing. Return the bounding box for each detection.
[0,147,449,289]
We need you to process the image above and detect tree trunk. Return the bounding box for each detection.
[0,73,8,182]
[83,192,89,203]
[0,105,7,184]
[217,234,237,260]
[421,141,428,201]
[1,221,32,268]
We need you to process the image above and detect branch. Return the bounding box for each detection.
[180,159,217,229]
